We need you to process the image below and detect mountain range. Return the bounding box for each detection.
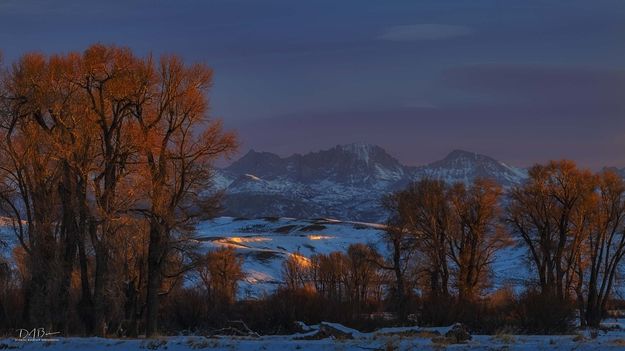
[213,143,534,222]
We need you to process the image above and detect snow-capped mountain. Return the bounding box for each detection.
[216,144,527,221]
[222,143,406,188]
[412,149,527,188]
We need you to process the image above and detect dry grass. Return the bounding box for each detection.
[275,224,298,233]
[611,338,625,346]
[384,338,398,351]
[376,330,440,339]
[431,336,454,345]
[140,338,168,350]
[185,337,220,349]
[491,333,516,344]
[299,224,327,232]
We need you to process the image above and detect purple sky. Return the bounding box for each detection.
[1,0,624,169]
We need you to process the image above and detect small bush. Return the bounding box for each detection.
[492,333,515,344]
[299,224,326,232]
[141,339,167,350]
[431,336,454,345]
[512,290,576,334]
[419,295,457,326]
[275,225,298,233]
[376,330,440,338]
[384,338,398,351]
[262,216,280,222]
[612,339,625,346]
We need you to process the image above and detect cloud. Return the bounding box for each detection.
[377,24,474,41]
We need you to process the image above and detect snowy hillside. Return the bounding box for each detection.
[194,217,527,299]
[0,215,527,299]
[194,217,386,298]
[216,144,528,222]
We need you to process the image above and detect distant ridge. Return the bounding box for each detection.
[413,149,527,188]
[216,144,527,221]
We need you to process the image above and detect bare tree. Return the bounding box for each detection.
[131,55,237,336]
[0,53,74,331]
[580,171,625,327]
[197,247,245,306]
[0,45,236,337]
[78,44,148,336]
[506,160,595,301]
[387,179,452,298]
[282,253,311,291]
[447,179,510,302]
[381,191,419,320]
[343,244,382,313]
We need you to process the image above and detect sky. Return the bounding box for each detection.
[0,0,624,169]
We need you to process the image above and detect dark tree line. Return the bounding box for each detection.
[380,178,510,326]
[380,162,625,330]
[274,165,625,333]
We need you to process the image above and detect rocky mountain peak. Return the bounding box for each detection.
[225,149,287,179]
[336,143,380,164]
[218,145,529,221]
[417,149,527,187]
[442,149,497,164]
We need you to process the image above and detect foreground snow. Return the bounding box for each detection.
[4,323,625,350]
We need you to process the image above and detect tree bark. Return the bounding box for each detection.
[145,221,165,337]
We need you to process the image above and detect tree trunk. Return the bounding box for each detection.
[57,163,79,334]
[124,279,139,337]
[77,232,94,334]
[92,239,109,337]
[145,221,165,337]
[28,222,56,330]
[585,305,602,328]
[392,239,407,321]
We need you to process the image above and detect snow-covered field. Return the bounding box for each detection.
[4,322,625,350]
[193,216,528,298]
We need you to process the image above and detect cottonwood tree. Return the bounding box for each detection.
[310,252,347,302]
[387,179,452,299]
[447,179,510,302]
[580,171,625,327]
[196,247,245,306]
[0,45,236,337]
[79,44,149,336]
[282,253,311,291]
[0,47,150,335]
[297,246,384,315]
[343,244,383,313]
[506,160,595,302]
[130,55,236,336]
[381,191,419,320]
[0,53,78,331]
[385,178,510,312]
